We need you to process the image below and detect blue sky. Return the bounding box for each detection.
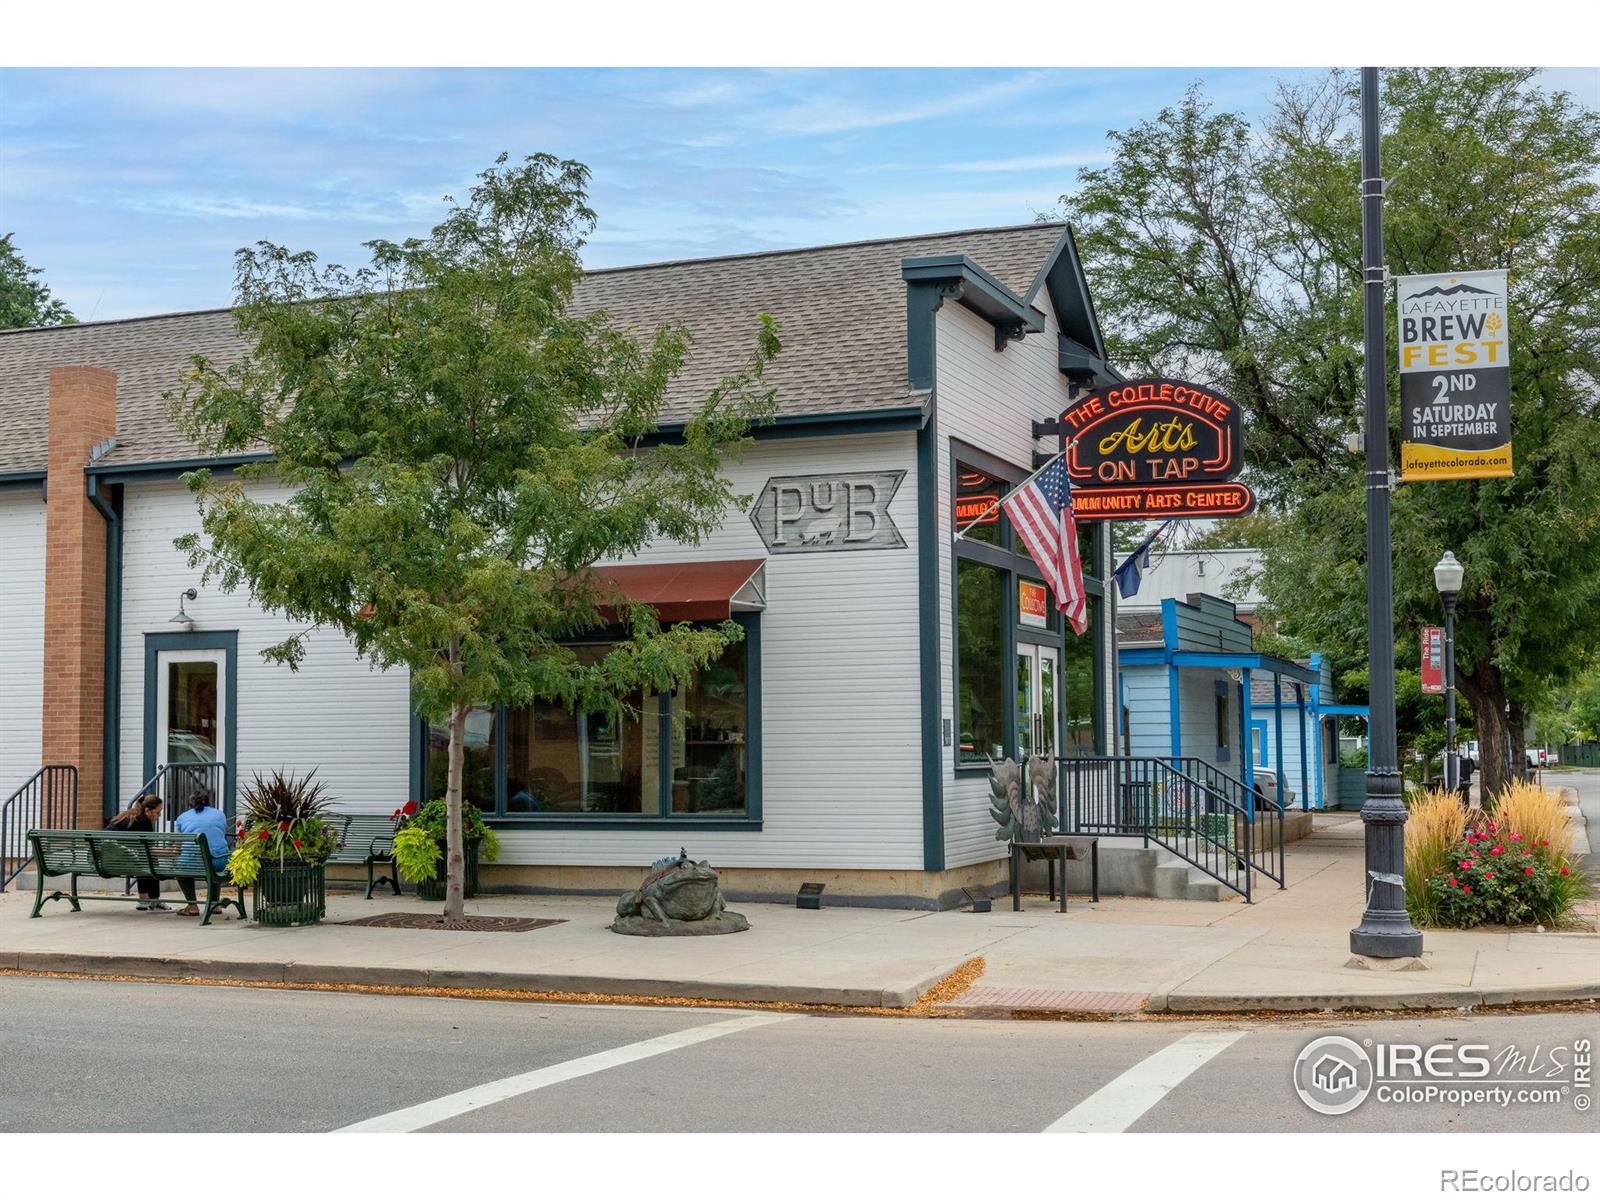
[3,67,1596,322]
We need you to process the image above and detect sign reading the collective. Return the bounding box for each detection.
[1398,270,1513,482]
[749,471,906,553]
[1421,626,1444,694]
[1060,378,1242,488]
[1019,579,1048,628]
[1070,481,1257,523]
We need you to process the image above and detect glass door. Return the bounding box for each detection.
[154,649,227,815]
[1016,644,1059,760]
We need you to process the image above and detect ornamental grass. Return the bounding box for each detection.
[1407,782,1588,929]
[1404,788,1468,927]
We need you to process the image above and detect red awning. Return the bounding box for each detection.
[593,559,766,623]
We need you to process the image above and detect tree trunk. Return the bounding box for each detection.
[444,700,467,921]
[1459,658,1511,804]
[1508,698,1529,786]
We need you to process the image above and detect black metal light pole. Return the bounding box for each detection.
[1351,66,1424,959]
[1434,551,1464,799]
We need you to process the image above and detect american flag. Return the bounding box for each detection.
[1000,455,1087,635]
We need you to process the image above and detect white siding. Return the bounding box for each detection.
[933,295,1078,869]
[499,430,923,869]
[118,480,411,813]
[115,433,924,871]
[0,492,45,795]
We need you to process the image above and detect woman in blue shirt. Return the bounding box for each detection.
[173,791,231,917]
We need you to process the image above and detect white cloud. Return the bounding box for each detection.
[762,70,1055,136]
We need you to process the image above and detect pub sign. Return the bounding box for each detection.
[749,470,906,553]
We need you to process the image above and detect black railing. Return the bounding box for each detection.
[1,766,78,891]
[1059,756,1266,901]
[1171,757,1286,890]
[138,762,230,824]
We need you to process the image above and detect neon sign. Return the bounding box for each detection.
[1060,378,1242,487]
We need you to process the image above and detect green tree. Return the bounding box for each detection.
[170,154,780,918]
[1060,69,1600,798]
[0,233,75,329]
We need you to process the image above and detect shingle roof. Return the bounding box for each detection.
[0,222,1065,473]
[1116,611,1166,645]
[1251,668,1314,704]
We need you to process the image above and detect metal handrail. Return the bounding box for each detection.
[1169,757,1286,890]
[1,766,79,891]
[135,762,230,824]
[1058,756,1265,901]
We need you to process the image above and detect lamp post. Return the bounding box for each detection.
[1349,66,1423,960]
[1434,552,1464,798]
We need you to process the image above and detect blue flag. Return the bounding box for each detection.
[1113,522,1171,599]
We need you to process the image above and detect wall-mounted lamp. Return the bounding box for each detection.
[170,588,197,630]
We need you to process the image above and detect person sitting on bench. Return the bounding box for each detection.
[173,791,231,917]
[108,793,168,911]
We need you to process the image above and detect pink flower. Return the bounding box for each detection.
[1463,885,1472,893]
[1447,876,1458,886]
[1460,860,1473,869]
[1490,845,1504,856]
[1511,833,1523,842]
[1524,867,1535,876]
[1485,872,1494,880]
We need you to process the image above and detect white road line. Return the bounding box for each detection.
[1043,1029,1245,1133]
[336,1011,799,1133]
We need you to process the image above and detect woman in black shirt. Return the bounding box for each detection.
[108,794,168,911]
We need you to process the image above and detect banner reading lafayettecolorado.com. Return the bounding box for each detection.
[1398,269,1513,481]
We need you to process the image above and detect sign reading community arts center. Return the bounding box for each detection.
[1060,377,1242,487]
[1071,482,1256,522]
[749,471,906,553]
[1398,270,1513,482]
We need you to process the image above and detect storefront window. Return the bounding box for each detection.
[668,640,748,814]
[427,705,497,812]
[954,467,1004,546]
[1062,598,1097,757]
[957,559,1005,764]
[445,636,752,818]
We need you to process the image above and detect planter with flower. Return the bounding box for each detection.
[392,797,501,901]
[226,770,340,927]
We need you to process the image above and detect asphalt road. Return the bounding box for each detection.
[2,975,1596,1133]
[1560,768,1600,891]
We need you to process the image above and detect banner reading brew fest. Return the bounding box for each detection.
[1397,269,1513,481]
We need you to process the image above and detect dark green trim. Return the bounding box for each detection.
[0,470,46,493]
[141,630,238,815]
[734,610,764,824]
[408,712,426,804]
[487,817,764,833]
[1024,225,1116,370]
[909,280,947,873]
[902,255,1045,341]
[87,476,123,819]
[85,453,274,485]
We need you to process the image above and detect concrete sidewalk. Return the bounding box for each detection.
[3,806,1596,1016]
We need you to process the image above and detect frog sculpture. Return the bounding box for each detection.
[612,849,750,936]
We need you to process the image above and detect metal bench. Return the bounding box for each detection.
[327,813,401,899]
[1009,835,1100,913]
[27,829,244,926]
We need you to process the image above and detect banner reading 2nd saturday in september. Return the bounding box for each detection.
[1397,269,1513,481]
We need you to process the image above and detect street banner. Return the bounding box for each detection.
[1421,626,1444,694]
[1397,269,1513,481]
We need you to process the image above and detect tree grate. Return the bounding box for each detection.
[339,913,566,933]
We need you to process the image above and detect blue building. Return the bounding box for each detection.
[1117,593,1369,810]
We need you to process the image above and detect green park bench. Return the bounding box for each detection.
[327,812,402,899]
[28,829,245,926]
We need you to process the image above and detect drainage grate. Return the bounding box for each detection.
[339,913,566,933]
[942,985,1146,1013]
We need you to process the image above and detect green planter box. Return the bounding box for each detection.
[417,839,480,901]
[252,860,327,927]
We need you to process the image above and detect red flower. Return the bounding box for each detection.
[1510,833,1523,842]
[279,820,290,831]
[1524,849,1532,856]
[257,829,269,840]
[1463,885,1472,893]
[1560,867,1570,876]
[1460,860,1473,869]
[1540,840,1549,847]
[1447,876,1457,886]
[1485,872,1494,880]
[1490,845,1504,856]
[390,809,400,821]
[402,800,419,817]
[1524,867,1535,876]
[293,839,303,850]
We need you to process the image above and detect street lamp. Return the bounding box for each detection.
[1434,552,1464,800]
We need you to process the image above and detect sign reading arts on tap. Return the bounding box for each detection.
[1058,377,1256,522]
[1398,269,1513,482]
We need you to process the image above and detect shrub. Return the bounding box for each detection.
[227,770,340,887]
[1403,788,1467,927]
[1491,780,1576,862]
[391,797,500,884]
[1421,804,1589,928]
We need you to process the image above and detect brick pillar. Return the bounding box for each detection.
[43,366,117,828]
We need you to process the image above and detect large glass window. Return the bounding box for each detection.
[429,633,753,820]
[954,467,1004,546]
[1061,597,1098,757]
[957,559,1006,764]
[427,705,497,812]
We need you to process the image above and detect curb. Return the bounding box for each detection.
[7,950,935,1009]
[1145,982,1600,1014]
